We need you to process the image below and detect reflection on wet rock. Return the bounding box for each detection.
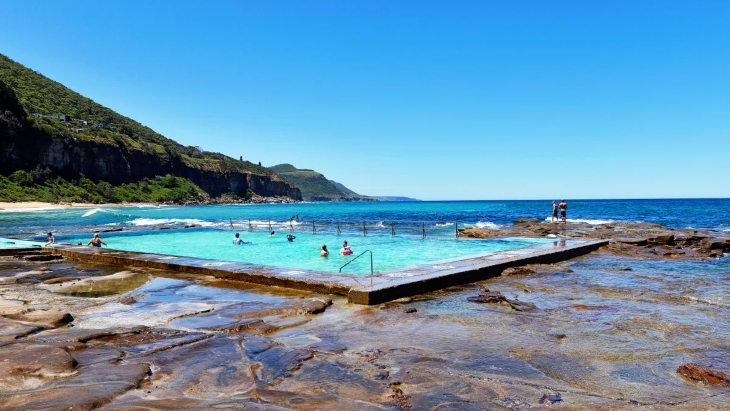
[41,271,150,297]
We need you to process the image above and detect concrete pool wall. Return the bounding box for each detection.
[47,238,608,304]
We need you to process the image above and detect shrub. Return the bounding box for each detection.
[10,170,33,186]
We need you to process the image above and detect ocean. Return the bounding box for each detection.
[1,198,729,239]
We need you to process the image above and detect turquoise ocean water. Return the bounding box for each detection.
[2,199,729,239]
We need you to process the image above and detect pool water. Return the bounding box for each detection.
[59,229,548,274]
[0,238,44,249]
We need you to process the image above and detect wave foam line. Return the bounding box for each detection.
[128,218,222,227]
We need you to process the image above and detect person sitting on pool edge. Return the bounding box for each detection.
[320,244,329,257]
[287,233,296,242]
[44,232,55,247]
[340,241,353,255]
[87,232,106,247]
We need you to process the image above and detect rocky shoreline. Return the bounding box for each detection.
[1,221,728,409]
[459,219,730,260]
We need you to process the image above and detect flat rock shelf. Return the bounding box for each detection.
[48,238,608,304]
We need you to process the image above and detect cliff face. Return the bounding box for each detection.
[0,130,301,199]
[0,84,301,200]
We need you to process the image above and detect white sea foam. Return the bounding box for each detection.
[434,222,455,228]
[475,221,500,229]
[0,207,58,213]
[544,217,614,225]
[82,208,105,217]
[128,218,221,227]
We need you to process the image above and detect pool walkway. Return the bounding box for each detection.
[41,238,608,304]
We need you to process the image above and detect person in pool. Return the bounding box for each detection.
[233,233,246,245]
[44,232,55,247]
[287,233,296,242]
[340,241,353,255]
[270,231,275,236]
[87,232,106,247]
[320,244,329,257]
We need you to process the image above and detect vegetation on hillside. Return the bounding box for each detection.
[0,53,275,177]
[0,170,210,204]
[269,164,371,201]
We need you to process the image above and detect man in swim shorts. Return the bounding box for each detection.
[559,199,567,223]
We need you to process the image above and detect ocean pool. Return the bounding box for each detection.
[56,229,549,274]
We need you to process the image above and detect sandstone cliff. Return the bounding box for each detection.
[0,55,301,201]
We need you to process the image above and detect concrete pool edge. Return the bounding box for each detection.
[47,238,608,305]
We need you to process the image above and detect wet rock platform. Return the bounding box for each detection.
[47,238,607,305]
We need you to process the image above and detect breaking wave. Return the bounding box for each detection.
[475,221,499,229]
[543,217,614,225]
[128,218,222,227]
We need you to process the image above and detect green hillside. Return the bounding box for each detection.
[269,164,372,201]
[0,53,273,176]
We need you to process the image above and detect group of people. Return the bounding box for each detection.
[44,232,106,247]
[551,199,568,223]
[319,241,353,257]
[232,231,354,258]
[232,231,297,245]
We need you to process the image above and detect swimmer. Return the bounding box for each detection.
[87,232,106,247]
[44,232,55,247]
[233,233,244,245]
[287,233,296,242]
[270,231,275,236]
[320,244,329,257]
[340,241,353,255]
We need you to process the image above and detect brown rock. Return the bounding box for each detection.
[0,317,45,342]
[677,363,730,386]
[614,237,649,246]
[5,310,74,328]
[651,234,675,246]
[42,276,81,285]
[0,344,77,390]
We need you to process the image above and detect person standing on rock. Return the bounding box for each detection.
[559,200,567,223]
[551,201,559,223]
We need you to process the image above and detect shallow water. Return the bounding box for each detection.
[55,229,548,274]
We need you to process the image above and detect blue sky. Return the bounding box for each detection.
[1,1,728,200]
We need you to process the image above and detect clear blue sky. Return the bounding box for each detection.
[2,1,728,200]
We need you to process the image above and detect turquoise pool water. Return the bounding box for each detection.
[60,230,548,274]
[0,238,44,249]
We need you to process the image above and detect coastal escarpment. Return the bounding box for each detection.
[0,77,301,201]
[0,129,301,200]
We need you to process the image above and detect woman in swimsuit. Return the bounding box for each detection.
[320,244,329,257]
[44,232,55,247]
[87,233,106,247]
[340,241,353,255]
[551,201,558,223]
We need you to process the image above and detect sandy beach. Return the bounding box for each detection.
[0,202,150,211]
